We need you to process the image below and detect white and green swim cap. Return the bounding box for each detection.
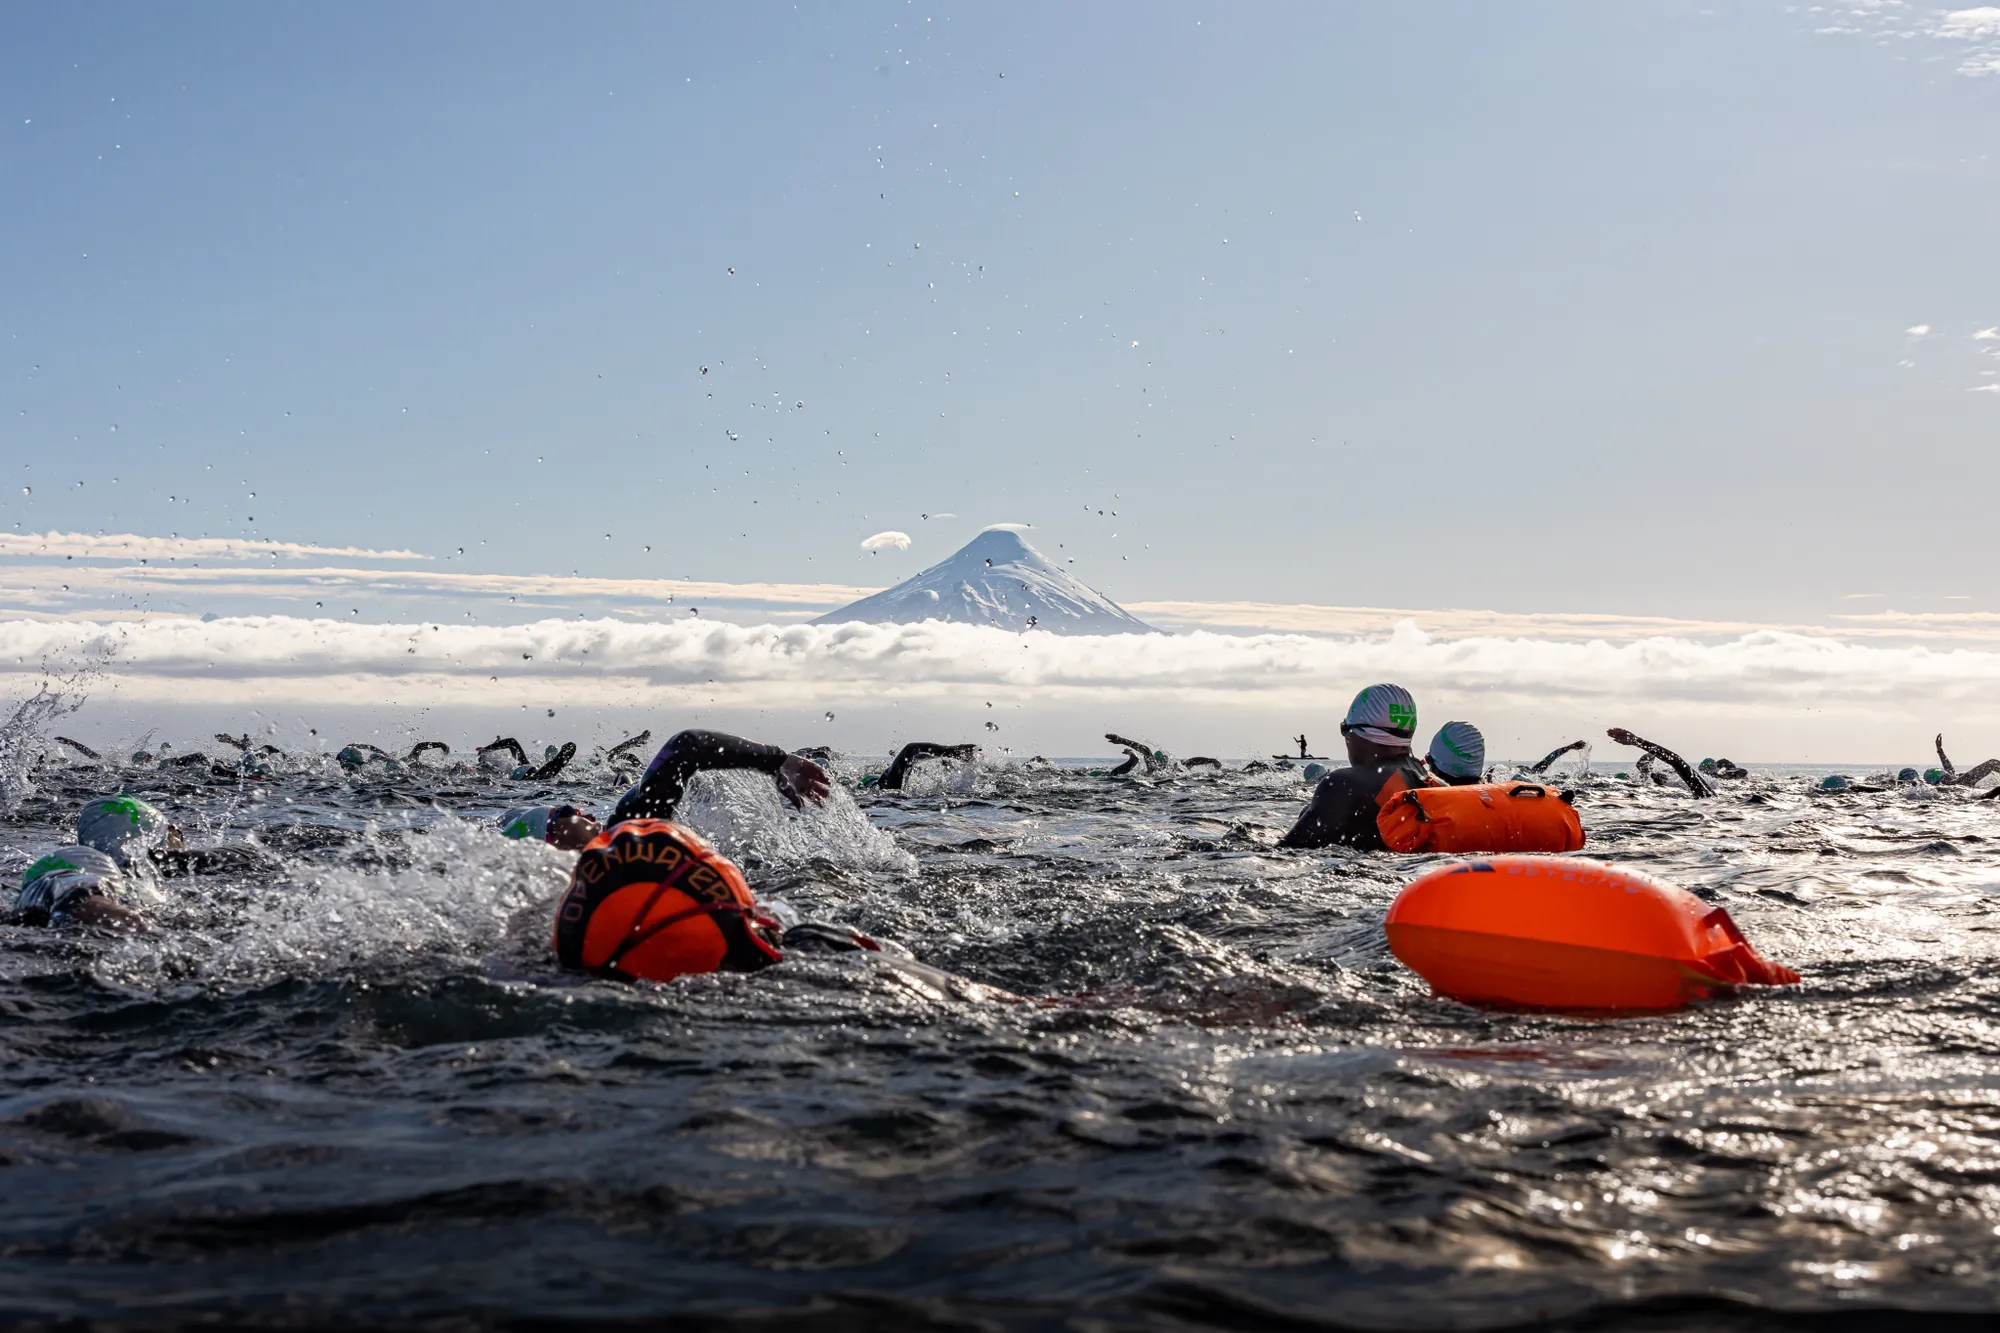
[498,806,552,842]
[1427,721,1485,781]
[1341,684,1417,749]
[74,796,169,866]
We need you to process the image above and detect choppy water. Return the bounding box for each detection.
[4,719,2000,1330]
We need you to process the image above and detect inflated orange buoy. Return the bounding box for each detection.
[1385,855,1799,1011]
[1377,781,1585,854]
[551,818,781,982]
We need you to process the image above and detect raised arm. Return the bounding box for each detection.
[1607,728,1713,796]
[879,741,977,791]
[609,729,829,823]
[1527,740,1586,774]
[1936,733,1957,780]
[479,737,529,767]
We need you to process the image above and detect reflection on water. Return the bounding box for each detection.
[4,739,2000,1328]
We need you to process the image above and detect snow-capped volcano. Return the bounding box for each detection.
[814,527,1156,635]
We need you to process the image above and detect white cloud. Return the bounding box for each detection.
[860,531,912,552]
[1939,7,2000,40]
[13,617,2000,740]
[1975,327,1999,340]
[1906,324,1933,337]
[1971,384,2000,393]
[0,531,430,562]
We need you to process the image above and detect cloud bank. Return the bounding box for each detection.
[11,614,2000,726]
[0,531,431,562]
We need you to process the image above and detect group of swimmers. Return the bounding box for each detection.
[19,692,2000,992]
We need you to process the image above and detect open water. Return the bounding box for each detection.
[3,714,1999,1331]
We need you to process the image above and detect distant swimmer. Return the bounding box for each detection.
[499,803,602,851]
[477,737,577,781]
[1424,721,1485,787]
[1606,728,1714,796]
[1526,740,1587,775]
[602,730,652,775]
[1104,733,1172,775]
[875,742,979,791]
[1279,684,1434,850]
[1933,734,2000,788]
[1698,756,1750,781]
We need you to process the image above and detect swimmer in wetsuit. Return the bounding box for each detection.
[11,794,263,931]
[875,741,979,791]
[1933,734,2000,788]
[1279,684,1434,850]
[1104,733,1173,775]
[1527,740,1587,775]
[1606,728,1714,796]
[478,737,578,782]
[1424,721,1485,787]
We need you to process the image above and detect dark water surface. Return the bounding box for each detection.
[4,738,1999,1330]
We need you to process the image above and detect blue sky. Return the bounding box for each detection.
[2,1,1997,627]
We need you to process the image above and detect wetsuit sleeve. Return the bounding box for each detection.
[1937,734,1957,780]
[880,741,959,791]
[531,742,577,781]
[1528,741,1583,775]
[1109,751,1140,777]
[1279,770,1372,849]
[1610,731,1713,796]
[1955,757,2000,785]
[481,738,529,767]
[609,730,790,823]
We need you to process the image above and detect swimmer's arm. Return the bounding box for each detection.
[531,742,577,781]
[53,736,100,761]
[605,730,652,760]
[1606,728,1713,796]
[480,738,529,767]
[1937,733,1957,780]
[1527,741,1586,774]
[1108,750,1140,777]
[879,741,975,791]
[1954,757,2000,786]
[610,730,829,821]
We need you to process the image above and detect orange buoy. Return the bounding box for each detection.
[1377,781,1585,855]
[552,819,782,982]
[1385,855,1799,1011]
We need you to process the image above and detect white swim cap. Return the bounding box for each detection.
[1341,684,1417,749]
[74,796,169,866]
[498,806,552,842]
[1427,721,1485,781]
[22,844,122,892]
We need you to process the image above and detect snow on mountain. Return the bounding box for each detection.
[814,527,1157,635]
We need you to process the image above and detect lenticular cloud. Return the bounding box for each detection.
[5,615,2000,721]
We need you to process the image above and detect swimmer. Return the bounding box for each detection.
[1279,684,1434,850]
[477,737,577,782]
[1606,728,1714,796]
[1526,740,1586,775]
[52,735,100,764]
[499,803,602,851]
[556,730,905,981]
[1934,734,2000,788]
[602,730,652,775]
[1104,733,1173,775]
[874,742,979,791]
[14,846,148,930]
[1424,721,1485,787]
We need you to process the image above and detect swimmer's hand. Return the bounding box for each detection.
[1606,728,1641,747]
[775,755,831,809]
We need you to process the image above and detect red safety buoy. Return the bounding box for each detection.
[1385,855,1799,1011]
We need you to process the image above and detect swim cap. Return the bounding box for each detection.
[1897,767,1920,784]
[1341,684,1417,749]
[1303,762,1328,782]
[22,844,121,892]
[499,806,552,842]
[1820,774,1851,791]
[74,796,168,866]
[1925,768,1946,784]
[1698,758,1718,774]
[1426,721,1485,781]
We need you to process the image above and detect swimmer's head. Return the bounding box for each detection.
[1302,762,1328,782]
[1820,774,1851,791]
[1924,768,1946,785]
[1341,683,1416,761]
[1698,758,1718,774]
[1897,767,1920,784]
[498,804,600,850]
[1425,721,1485,784]
[75,795,176,867]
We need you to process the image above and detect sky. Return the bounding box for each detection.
[2,2,1999,760]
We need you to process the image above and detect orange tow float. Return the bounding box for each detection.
[1385,855,1799,1011]
[1377,781,1584,855]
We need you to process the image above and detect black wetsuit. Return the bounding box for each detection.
[1278,755,1433,850]
[1528,741,1585,775]
[879,742,977,791]
[1610,730,1714,796]
[608,730,792,824]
